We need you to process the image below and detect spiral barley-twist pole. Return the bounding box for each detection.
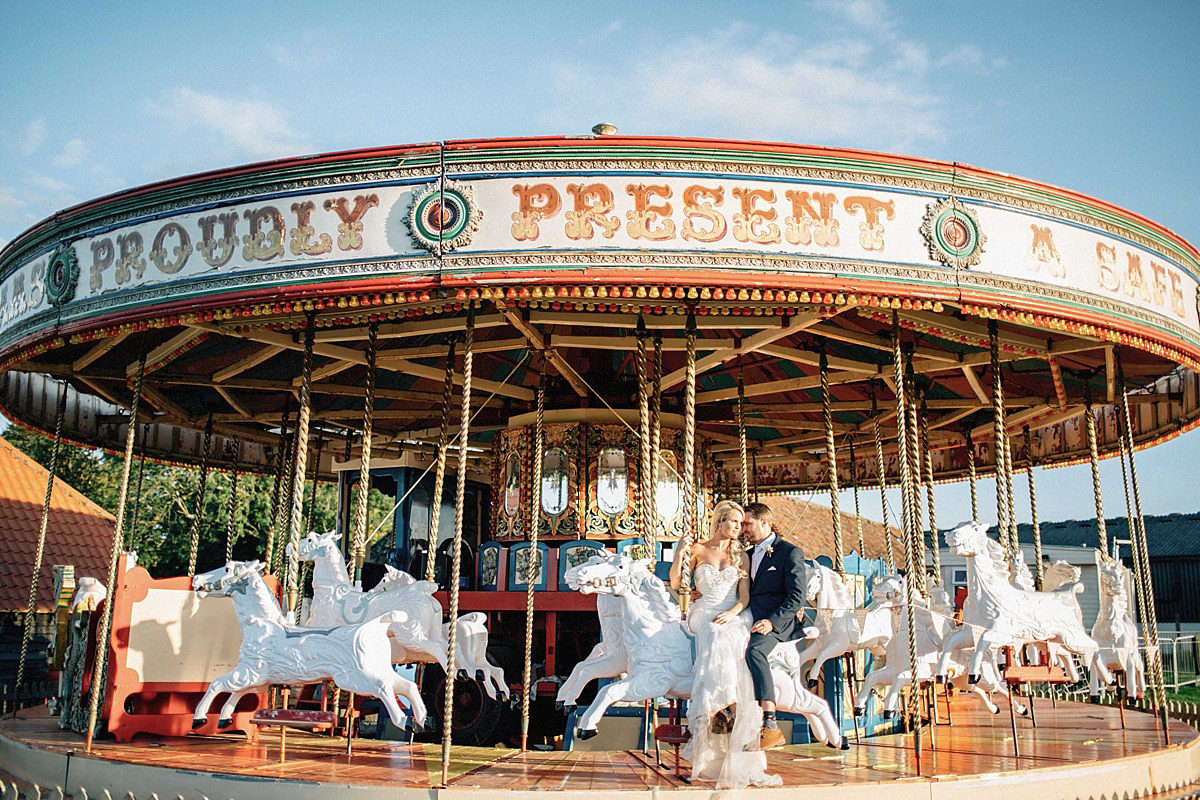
[15,381,69,705]
[285,315,316,618]
[820,346,844,574]
[425,337,458,584]
[679,311,698,614]
[872,413,895,570]
[351,322,378,585]
[441,303,475,785]
[649,335,663,548]
[86,347,146,751]
[966,429,979,523]
[988,321,1012,555]
[521,376,545,750]
[1024,426,1043,589]
[225,439,241,562]
[263,406,289,577]
[636,319,651,542]
[920,402,940,584]
[890,311,922,770]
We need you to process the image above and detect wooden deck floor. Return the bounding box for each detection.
[2,698,1197,795]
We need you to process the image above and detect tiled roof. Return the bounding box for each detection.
[0,437,115,612]
[1012,513,1200,559]
[756,495,900,562]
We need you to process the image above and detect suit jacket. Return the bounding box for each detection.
[748,537,806,638]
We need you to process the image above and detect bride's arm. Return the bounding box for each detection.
[713,552,752,624]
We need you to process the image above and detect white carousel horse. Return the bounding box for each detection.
[792,563,893,687]
[292,530,506,699]
[190,560,426,731]
[555,552,627,710]
[935,521,1112,690]
[854,574,1025,717]
[1089,558,1146,698]
[562,552,843,748]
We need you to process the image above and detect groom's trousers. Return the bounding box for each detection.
[746,622,796,703]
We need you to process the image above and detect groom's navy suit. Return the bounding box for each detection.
[746,535,807,703]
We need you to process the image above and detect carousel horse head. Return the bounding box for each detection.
[870,573,908,607]
[1097,558,1128,598]
[804,562,854,609]
[192,560,266,597]
[566,551,652,597]
[1042,560,1081,591]
[945,520,990,557]
[289,529,341,562]
[376,564,419,590]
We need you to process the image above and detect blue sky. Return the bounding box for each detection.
[1,0,1198,529]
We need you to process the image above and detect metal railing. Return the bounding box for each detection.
[1156,634,1200,692]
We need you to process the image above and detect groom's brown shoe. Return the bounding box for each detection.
[759,726,785,749]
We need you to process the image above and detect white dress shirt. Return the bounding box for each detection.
[751,532,778,578]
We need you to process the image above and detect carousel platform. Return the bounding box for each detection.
[2,699,1198,799]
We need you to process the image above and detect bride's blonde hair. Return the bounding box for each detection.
[707,499,747,576]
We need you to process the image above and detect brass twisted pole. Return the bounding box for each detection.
[872,412,895,570]
[285,314,316,618]
[127,426,148,550]
[905,361,926,595]
[649,335,663,550]
[849,440,864,558]
[1002,431,1018,557]
[263,405,290,577]
[1119,371,1168,738]
[1023,426,1043,589]
[187,413,215,577]
[920,401,940,585]
[678,311,698,615]
[273,424,298,577]
[425,337,459,584]
[890,311,922,769]
[351,322,378,585]
[1084,393,1107,557]
[86,347,146,751]
[225,439,241,562]
[15,380,69,703]
[441,303,475,785]
[636,319,651,542]
[820,345,844,574]
[966,429,979,523]
[988,320,1012,555]
[521,375,545,751]
[1117,414,1151,663]
[738,374,750,506]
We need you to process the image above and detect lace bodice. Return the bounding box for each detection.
[691,563,741,618]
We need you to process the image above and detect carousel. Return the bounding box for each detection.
[1,131,1199,799]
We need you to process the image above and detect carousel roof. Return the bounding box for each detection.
[0,437,114,612]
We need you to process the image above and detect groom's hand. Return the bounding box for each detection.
[750,618,773,635]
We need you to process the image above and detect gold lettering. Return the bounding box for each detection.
[844,196,894,251]
[89,238,114,291]
[625,184,675,240]
[242,206,286,261]
[1150,261,1168,306]
[1170,270,1185,316]
[681,185,727,243]
[323,194,379,251]
[149,221,193,275]
[115,231,146,285]
[289,201,333,256]
[1096,242,1119,292]
[1125,253,1150,301]
[565,183,620,240]
[197,212,239,268]
[511,184,561,241]
[784,190,839,246]
[731,187,779,244]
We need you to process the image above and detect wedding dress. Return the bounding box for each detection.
[684,563,781,788]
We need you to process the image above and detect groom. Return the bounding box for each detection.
[742,501,807,749]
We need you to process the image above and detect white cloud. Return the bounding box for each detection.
[18,118,47,156]
[144,87,313,160]
[54,138,87,168]
[540,4,998,154]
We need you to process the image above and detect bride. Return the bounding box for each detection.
[669,499,781,788]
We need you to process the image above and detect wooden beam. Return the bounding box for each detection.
[962,365,990,404]
[295,358,357,387]
[528,310,783,331]
[73,332,130,371]
[808,322,960,363]
[1105,346,1116,402]
[494,301,588,397]
[696,368,862,403]
[78,376,126,409]
[214,344,284,383]
[757,342,880,374]
[129,328,208,377]
[141,384,192,423]
[551,334,735,352]
[376,337,529,361]
[215,386,253,419]
[661,312,823,391]
[189,322,533,401]
[314,314,508,342]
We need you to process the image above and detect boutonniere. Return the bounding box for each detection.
[765,545,774,558]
